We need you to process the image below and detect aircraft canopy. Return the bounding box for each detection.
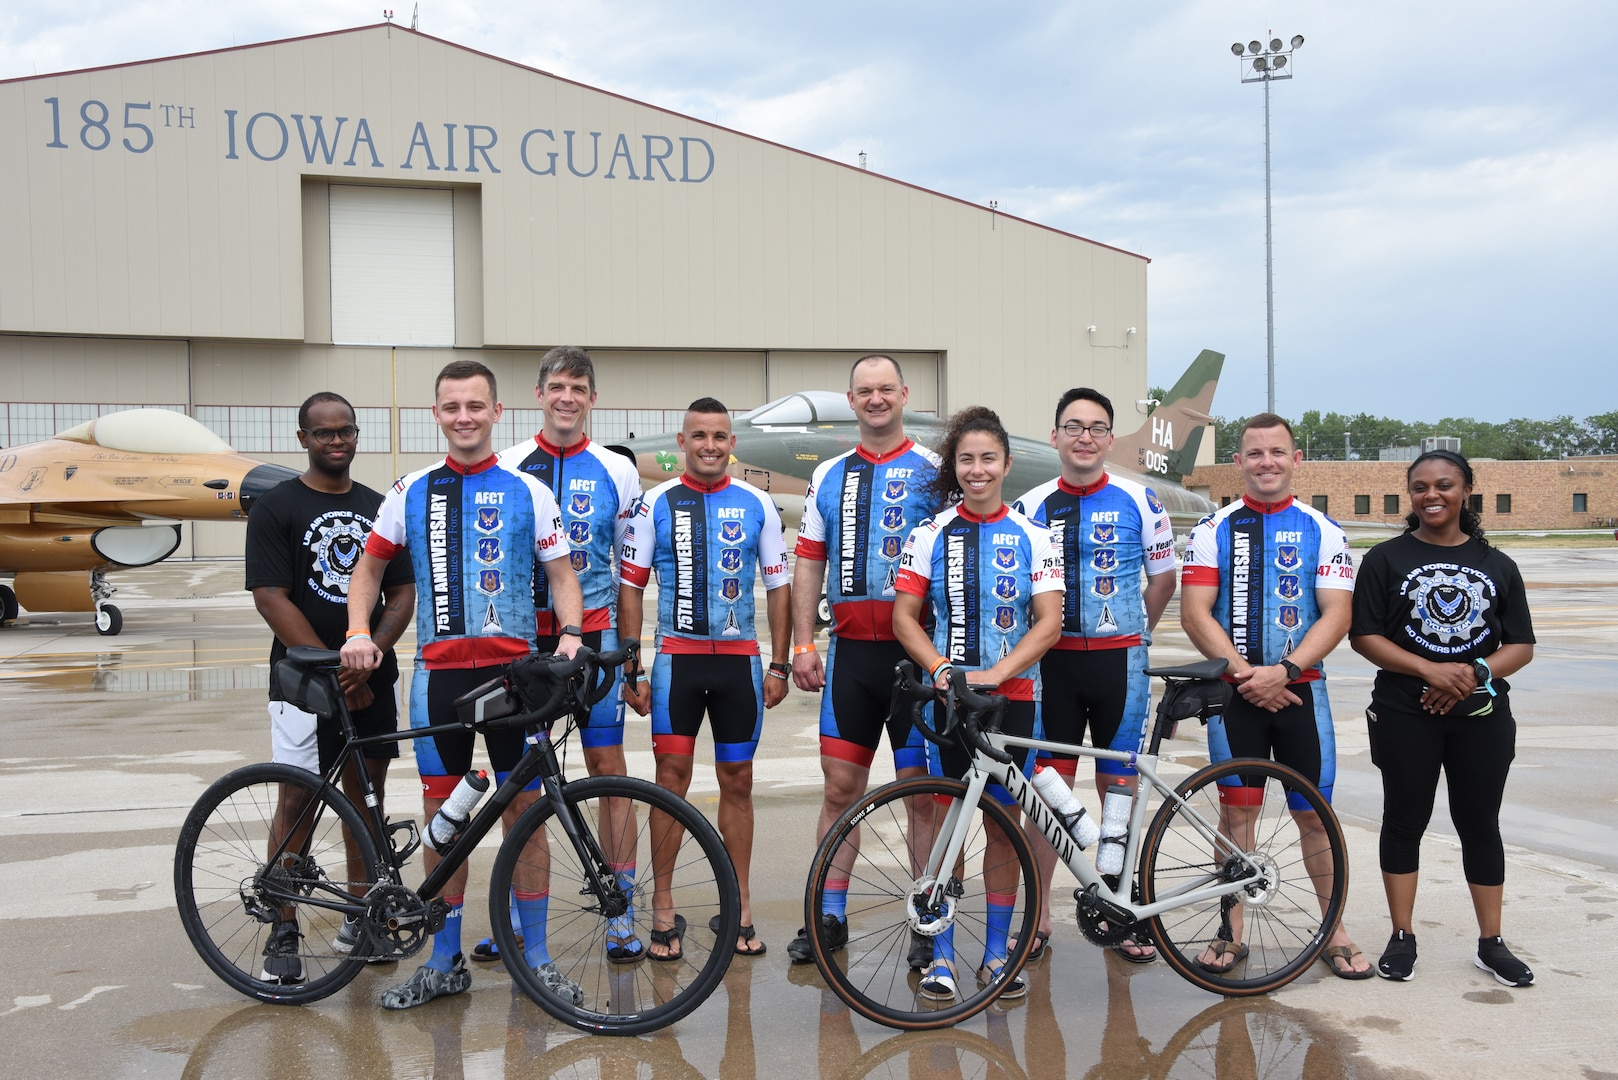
[741,391,856,426]
[56,409,236,454]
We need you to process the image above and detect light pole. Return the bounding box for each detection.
[1231,34,1304,415]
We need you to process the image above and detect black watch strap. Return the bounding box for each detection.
[1280,658,1302,682]
[559,624,583,638]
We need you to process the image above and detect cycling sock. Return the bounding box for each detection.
[983,891,1016,965]
[932,924,956,966]
[611,863,637,933]
[509,887,521,934]
[821,879,849,920]
[515,890,551,967]
[426,895,464,972]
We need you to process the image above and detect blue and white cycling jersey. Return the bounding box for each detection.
[620,475,789,655]
[1014,472,1176,649]
[1182,495,1354,675]
[366,454,568,669]
[894,503,1063,701]
[498,434,641,635]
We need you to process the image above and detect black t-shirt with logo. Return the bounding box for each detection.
[1351,532,1535,714]
[244,477,413,700]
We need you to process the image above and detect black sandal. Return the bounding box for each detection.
[649,914,686,962]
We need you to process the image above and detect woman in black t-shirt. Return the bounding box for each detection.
[1349,449,1535,987]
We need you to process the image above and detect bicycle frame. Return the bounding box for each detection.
[256,665,622,936]
[915,731,1268,928]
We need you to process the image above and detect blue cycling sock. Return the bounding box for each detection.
[611,864,637,934]
[821,878,849,920]
[426,896,464,971]
[516,890,551,967]
[983,891,1015,966]
[932,924,956,967]
[509,887,521,934]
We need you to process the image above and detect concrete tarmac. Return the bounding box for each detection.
[1,548,1615,1079]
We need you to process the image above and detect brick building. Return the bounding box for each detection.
[1183,456,1618,530]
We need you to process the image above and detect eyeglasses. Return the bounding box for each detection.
[1059,422,1112,439]
[303,426,360,444]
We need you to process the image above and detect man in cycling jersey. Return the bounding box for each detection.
[787,354,940,968]
[342,359,588,1007]
[1180,412,1371,979]
[494,346,644,963]
[619,397,791,959]
[1013,387,1177,963]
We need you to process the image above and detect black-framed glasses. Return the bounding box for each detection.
[1059,422,1112,439]
[303,426,360,444]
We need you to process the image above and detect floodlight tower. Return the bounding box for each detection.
[1231,34,1304,414]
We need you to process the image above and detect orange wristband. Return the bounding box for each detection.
[792,644,817,656]
[345,629,373,639]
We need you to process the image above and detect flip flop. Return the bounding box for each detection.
[471,934,523,963]
[1009,929,1051,962]
[1114,934,1158,964]
[1320,943,1375,980]
[1194,939,1249,974]
[649,914,686,962]
[706,913,766,956]
[605,922,645,964]
[917,958,958,1001]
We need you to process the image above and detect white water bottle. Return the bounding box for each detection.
[1031,765,1100,848]
[424,770,489,851]
[1096,777,1132,875]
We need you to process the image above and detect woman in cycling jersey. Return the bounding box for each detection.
[1349,448,1535,987]
[892,406,1064,1002]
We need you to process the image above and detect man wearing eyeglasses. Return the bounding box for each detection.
[244,392,415,980]
[1012,387,1177,963]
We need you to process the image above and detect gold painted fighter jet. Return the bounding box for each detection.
[609,349,1226,532]
[0,409,298,634]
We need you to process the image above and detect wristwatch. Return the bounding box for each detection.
[1279,658,1302,682]
[558,624,583,638]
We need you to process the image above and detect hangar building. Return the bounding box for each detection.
[1,23,1152,557]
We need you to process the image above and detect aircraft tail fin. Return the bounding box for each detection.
[1111,349,1224,485]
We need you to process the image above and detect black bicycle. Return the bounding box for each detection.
[174,643,740,1036]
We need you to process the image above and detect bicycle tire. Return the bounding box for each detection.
[1151,997,1334,1080]
[489,775,740,1035]
[1140,758,1346,996]
[174,762,378,1004]
[806,775,1040,1030]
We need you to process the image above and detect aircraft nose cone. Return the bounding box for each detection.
[240,463,300,514]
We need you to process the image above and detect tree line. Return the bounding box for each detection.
[1206,409,1618,462]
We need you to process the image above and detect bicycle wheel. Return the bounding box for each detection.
[489,775,740,1036]
[806,775,1040,1030]
[174,762,378,1004]
[1140,758,1346,996]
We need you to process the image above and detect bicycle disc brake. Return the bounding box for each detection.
[1074,884,1134,947]
[907,876,964,937]
[364,884,433,959]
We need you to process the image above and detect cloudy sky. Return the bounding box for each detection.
[4,1,1614,423]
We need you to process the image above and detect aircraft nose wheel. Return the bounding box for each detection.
[95,604,123,635]
[0,584,18,624]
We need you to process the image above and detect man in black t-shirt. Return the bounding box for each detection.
[244,392,414,979]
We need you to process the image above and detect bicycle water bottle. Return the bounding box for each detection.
[424,770,489,851]
[1031,765,1100,848]
[1096,777,1132,875]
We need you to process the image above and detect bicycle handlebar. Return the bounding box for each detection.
[890,661,1014,766]
[485,642,639,731]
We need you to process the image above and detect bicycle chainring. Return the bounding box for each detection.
[363,884,432,959]
[1074,886,1132,947]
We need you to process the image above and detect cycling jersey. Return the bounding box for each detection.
[796,440,940,640]
[1181,495,1353,676]
[894,503,1062,701]
[366,454,568,669]
[498,434,641,635]
[1013,473,1176,649]
[620,475,789,655]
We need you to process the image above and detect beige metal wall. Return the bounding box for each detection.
[1,24,1149,440]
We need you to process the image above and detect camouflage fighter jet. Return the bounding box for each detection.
[0,409,298,634]
[608,349,1225,532]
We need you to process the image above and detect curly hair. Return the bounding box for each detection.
[1404,448,1488,547]
[926,405,1011,508]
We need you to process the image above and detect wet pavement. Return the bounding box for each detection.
[1,548,1615,1079]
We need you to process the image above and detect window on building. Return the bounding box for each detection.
[1384,494,1400,514]
[1573,493,1588,513]
[1354,495,1371,515]
[1496,493,1511,514]
[1311,495,1329,513]
[1468,494,1483,514]
[1220,495,1233,507]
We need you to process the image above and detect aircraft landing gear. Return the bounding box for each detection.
[0,583,18,625]
[90,570,122,636]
